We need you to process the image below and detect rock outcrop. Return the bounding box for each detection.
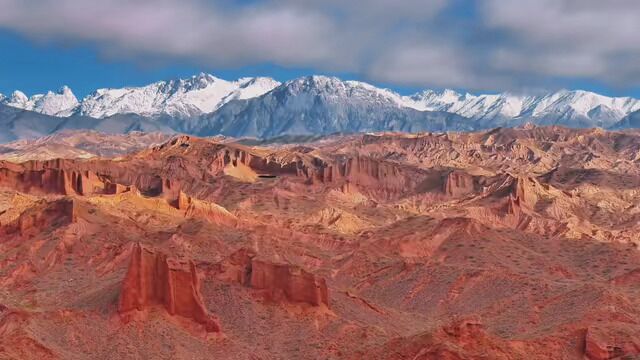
[104,181,130,195]
[212,248,256,285]
[373,318,521,360]
[213,249,329,307]
[0,160,124,196]
[209,146,418,200]
[507,175,541,209]
[585,324,640,360]
[312,155,410,193]
[118,243,220,332]
[176,191,237,226]
[444,171,475,197]
[205,144,301,178]
[0,198,76,236]
[250,259,329,307]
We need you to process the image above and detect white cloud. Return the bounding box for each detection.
[0,0,638,92]
[481,0,640,86]
[0,0,345,67]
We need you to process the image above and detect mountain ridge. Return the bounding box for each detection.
[3,73,639,124]
[2,73,640,142]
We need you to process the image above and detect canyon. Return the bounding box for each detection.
[1,125,640,359]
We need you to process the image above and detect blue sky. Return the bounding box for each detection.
[0,0,638,99]
[0,29,380,98]
[0,31,297,96]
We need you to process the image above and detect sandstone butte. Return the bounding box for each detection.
[1,125,640,359]
[117,243,221,333]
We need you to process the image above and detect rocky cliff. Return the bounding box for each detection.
[0,198,76,237]
[249,259,329,307]
[118,243,220,332]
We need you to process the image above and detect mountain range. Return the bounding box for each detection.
[1,73,640,142]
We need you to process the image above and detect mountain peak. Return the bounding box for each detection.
[288,75,341,87]
[0,87,78,117]
[78,73,280,118]
[238,76,281,88]
[10,90,29,104]
[191,72,220,84]
[59,85,74,96]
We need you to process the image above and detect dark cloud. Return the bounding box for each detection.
[0,0,637,92]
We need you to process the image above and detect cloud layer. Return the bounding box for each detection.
[0,0,638,92]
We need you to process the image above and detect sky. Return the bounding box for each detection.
[0,0,639,99]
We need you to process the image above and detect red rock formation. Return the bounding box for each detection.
[0,198,76,237]
[441,318,486,342]
[5,128,640,358]
[176,191,237,226]
[373,318,521,360]
[118,243,220,332]
[211,248,256,285]
[249,258,329,307]
[585,324,640,360]
[0,162,121,196]
[208,145,301,177]
[104,181,129,195]
[210,249,329,307]
[444,171,475,197]
[210,145,419,200]
[506,194,522,216]
[68,170,108,195]
[511,175,539,209]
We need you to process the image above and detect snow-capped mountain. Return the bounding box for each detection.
[78,73,280,120]
[199,76,470,137]
[3,74,639,130]
[611,109,640,130]
[0,73,280,122]
[2,73,640,143]
[0,86,79,117]
[404,89,640,128]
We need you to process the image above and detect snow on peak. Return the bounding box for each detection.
[36,86,79,116]
[79,73,281,118]
[281,76,409,108]
[404,87,640,126]
[59,85,74,96]
[440,89,464,101]
[230,77,282,101]
[238,77,281,90]
[9,90,29,105]
[1,74,639,131]
[286,75,342,89]
[404,89,467,111]
[1,87,79,116]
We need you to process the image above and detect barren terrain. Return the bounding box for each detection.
[1,126,640,359]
